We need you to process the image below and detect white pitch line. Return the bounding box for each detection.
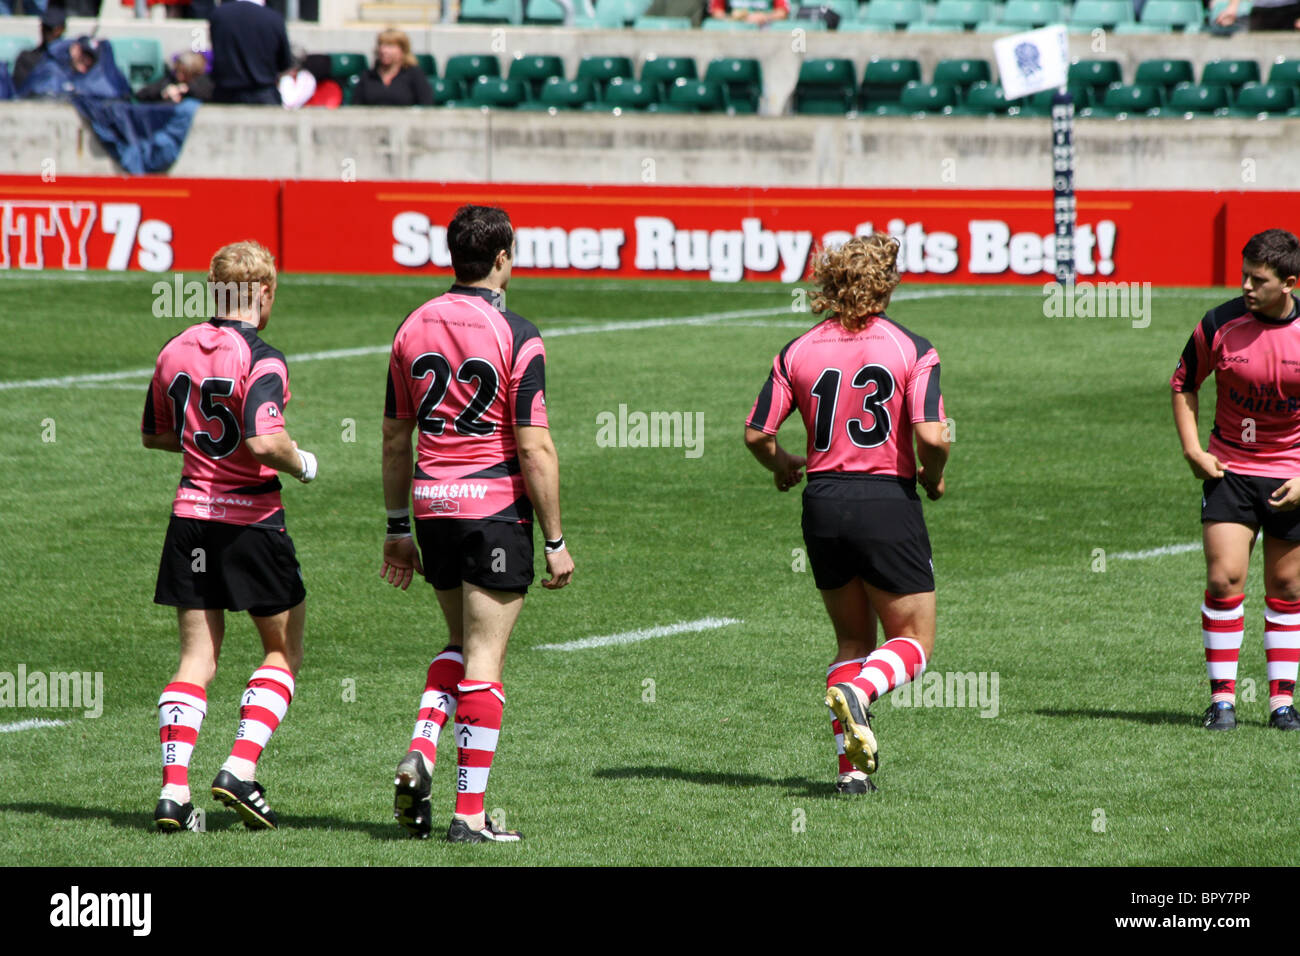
[535,616,742,652]
[0,718,70,733]
[1111,542,1201,560]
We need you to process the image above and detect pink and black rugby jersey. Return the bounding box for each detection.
[1171,293,1300,478]
[747,315,944,479]
[386,285,548,523]
[142,318,291,528]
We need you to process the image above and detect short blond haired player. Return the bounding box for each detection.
[142,240,319,831]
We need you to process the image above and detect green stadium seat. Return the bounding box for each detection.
[603,76,658,110]
[414,54,437,77]
[664,77,729,112]
[111,37,166,88]
[1228,81,1297,116]
[859,57,922,108]
[0,36,28,71]
[641,56,697,98]
[577,55,634,99]
[1069,0,1134,29]
[905,20,961,30]
[766,17,829,28]
[948,79,1011,114]
[932,58,992,93]
[1200,59,1260,101]
[796,0,862,20]
[508,55,565,98]
[1137,0,1202,28]
[1149,81,1230,116]
[838,18,899,28]
[702,16,761,27]
[899,80,959,113]
[860,0,926,28]
[327,52,369,85]
[430,77,458,106]
[445,54,501,98]
[1134,59,1194,102]
[927,0,993,26]
[705,57,762,113]
[459,0,525,23]
[1017,84,1092,115]
[523,0,571,23]
[1112,22,1173,33]
[1086,82,1161,117]
[1267,59,1300,91]
[594,0,654,26]
[633,15,695,27]
[469,76,529,107]
[995,0,1064,27]
[1068,59,1123,102]
[792,57,857,114]
[535,76,597,109]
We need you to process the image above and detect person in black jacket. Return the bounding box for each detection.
[208,0,291,105]
[12,6,66,92]
[351,29,432,107]
[136,52,214,103]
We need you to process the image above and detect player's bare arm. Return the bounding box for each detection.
[515,423,574,589]
[913,420,950,501]
[743,426,806,492]
[380,415,423,589]
[245,430,317,483]
[1171,390,1226,480]
[142,430,182,453]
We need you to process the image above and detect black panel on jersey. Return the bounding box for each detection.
[880,313,935,361]
[243,373,286,435]
[142,391,158,434]
[514,354,546,424]
[922,363,942,421]
[748,371,778,429]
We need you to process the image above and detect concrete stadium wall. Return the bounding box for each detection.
[1,22,1297,189]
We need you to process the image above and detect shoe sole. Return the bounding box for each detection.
[154,817,185,832]
[826,685,878,775]
[393,765,432,839]
[211,785,277,830]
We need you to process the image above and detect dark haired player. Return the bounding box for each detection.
[1172,227,1300,732]
[745,233,950,793]
[142,240,318,831]
[381,204,574,842]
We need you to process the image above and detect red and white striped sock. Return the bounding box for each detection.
[409,645,464,771]
[453,680,504,821]
[1264,597,1300,712]
[158,681,206,803]
[828,658,867,774]
[850,637,927,704]
[1203,591,1245,705]
[223,665,295,782]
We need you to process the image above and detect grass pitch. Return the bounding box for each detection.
[0,272,1292,867]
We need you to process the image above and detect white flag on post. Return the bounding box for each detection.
[993,24,1070,100]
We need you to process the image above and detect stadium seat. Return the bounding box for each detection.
[523,0,572,23]
[1228,82,1297,116]
[1134,59,1195,102]
[468,76,529,107]
[994,0,1064,28]
[1267,59,1300,91]
[444,55,501,98]
[528,76,597,109]
[328,52,369,85]
[508,55,565,98]
[459,0,526,23]
[594,0,654,26]
[1137,0,1203,28]
[1068,59,1123,102]
[1207,0,1251,29]
[702,17,761,28]
[948,79,1012,114]
[1200,59,1260,101]
[414,54,437,78]
[0,35,27,71]
[1086,82,1161,117]
[641,56,697,99]
[904,20,961,31]
[859,57,922,108]
[663,77,729,112]
[602,76,658,110]
[577,55,634,99]
[859,0,926,29]
[1147,81,1229,116]
[633,15,695,26]
[899,81,959,113]
[926,0,993,27]
[838,18,899,28]
[792,57,857,114]
[112,37,165,88]
[705,57,762,113]
[1015,84,1092,115]
[1069,0,1134,29]
[430,77,459,106]
[932,58,992,95]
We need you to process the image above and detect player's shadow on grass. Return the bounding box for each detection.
[1033,708,1194,727]
[593,766,834,798]
[0,802,404,839]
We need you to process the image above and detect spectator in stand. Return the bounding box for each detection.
[12,6,66,92]
[136,51,213,103]
[1215,0,1300,29]
[208,0,292,105]
[708,0,788,25]
[643,0,706,25]
[350,29,432,107]
[278,45,316,109]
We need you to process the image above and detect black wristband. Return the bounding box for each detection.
[387,514,411,536]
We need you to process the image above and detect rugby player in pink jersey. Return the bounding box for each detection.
[380,205,574,842]
[142,241,319,831]
[1171,228,1300,732]
[745,234,950,793]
